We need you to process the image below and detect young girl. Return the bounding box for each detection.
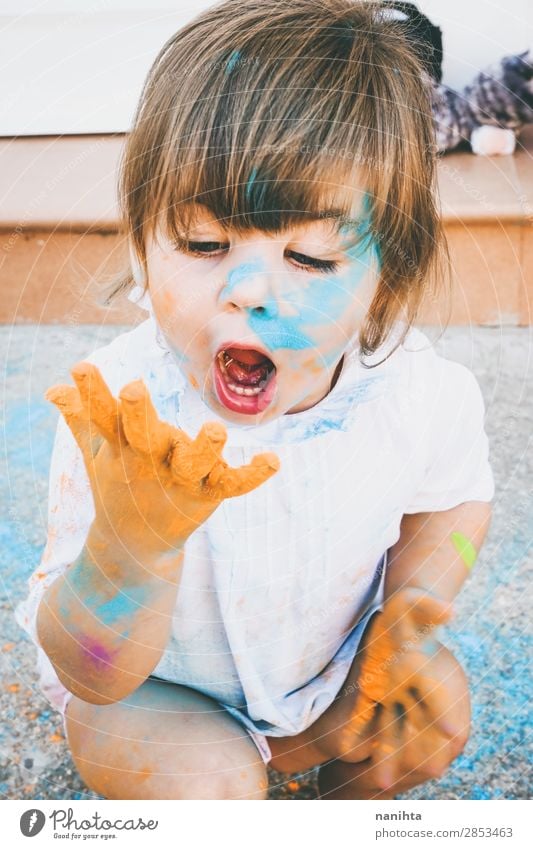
[16,0,494,800]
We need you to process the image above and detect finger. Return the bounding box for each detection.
[404,713,455,781]
[344,690,378,740]
[118,379,175,463]
[387,715,436,788]
[206,451,280,498]
[405,683,460,739]
[71,361,121,446]
[371,704,403,791]
[45,383,93,460]
[170,422,227,484]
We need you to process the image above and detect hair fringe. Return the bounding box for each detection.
[107,0,451,354]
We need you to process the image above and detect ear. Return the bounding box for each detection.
[128,240,147,287]
[127,241,154,314]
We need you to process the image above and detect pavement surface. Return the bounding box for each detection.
[1,324,531,800]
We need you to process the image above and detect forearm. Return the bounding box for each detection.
[385,500,492,603]
[37,521,184,704]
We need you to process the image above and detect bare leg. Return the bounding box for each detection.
[65,678,268,800]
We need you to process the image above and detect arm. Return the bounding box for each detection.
[268,500,492,773]
[37,524,184,705]
[37,361,279,707]
[385,499,492,604]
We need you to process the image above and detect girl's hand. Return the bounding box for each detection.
[352,589,454,721]
[46,361,280,560]
[362,639,470,793]
[331,590,460,764]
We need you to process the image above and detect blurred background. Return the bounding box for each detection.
[1,0,532,135]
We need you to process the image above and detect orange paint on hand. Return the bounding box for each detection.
[343,590,451,739]
[344,621,398,735]
[46,361,280,557]
[2,642,15,652]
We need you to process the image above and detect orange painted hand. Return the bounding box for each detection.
[348,589,453,731]
[46,361,280,559]
[332,589,468,791]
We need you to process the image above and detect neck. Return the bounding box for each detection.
[286,354,345,415]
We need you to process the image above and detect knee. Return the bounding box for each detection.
[65,695,268,800]
[69,731,268,800]
[163,751,268,800]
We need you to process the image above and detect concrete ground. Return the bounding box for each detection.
[1,324,531,801]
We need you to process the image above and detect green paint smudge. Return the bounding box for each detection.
[450,531,477,570]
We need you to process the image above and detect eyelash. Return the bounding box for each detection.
[179,241,340,274]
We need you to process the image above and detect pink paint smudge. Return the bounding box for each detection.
[79,635,116,669]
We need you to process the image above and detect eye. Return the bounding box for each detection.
[179,240,228,256]
[287,250,340,274]
[177,241,340,274]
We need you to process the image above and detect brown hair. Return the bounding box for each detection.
[108,0,449,358]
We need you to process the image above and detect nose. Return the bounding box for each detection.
[218,258,279,318]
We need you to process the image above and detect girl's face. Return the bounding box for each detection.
[145,196,380,425]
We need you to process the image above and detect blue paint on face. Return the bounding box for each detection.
[248,303,316,350]
[225,258,273,306]
[338,194,381,270]
[221,208,380,356]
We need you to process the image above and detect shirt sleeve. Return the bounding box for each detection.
[404,357,495,514]
[14,413,95,647]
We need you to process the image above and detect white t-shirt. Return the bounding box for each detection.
[15,311,494,737]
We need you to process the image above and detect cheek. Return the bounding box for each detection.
[151,283,206,343]
[297,245,379,365]
[150,286,185,336]
[301,252,377,334]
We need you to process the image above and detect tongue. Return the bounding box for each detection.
[224,347,272,386]
[226,347,269,366]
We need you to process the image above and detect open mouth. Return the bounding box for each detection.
[213,344,277,414]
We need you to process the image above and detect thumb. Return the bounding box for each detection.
[45,382,98,467]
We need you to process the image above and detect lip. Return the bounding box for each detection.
[213,341,277,415]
